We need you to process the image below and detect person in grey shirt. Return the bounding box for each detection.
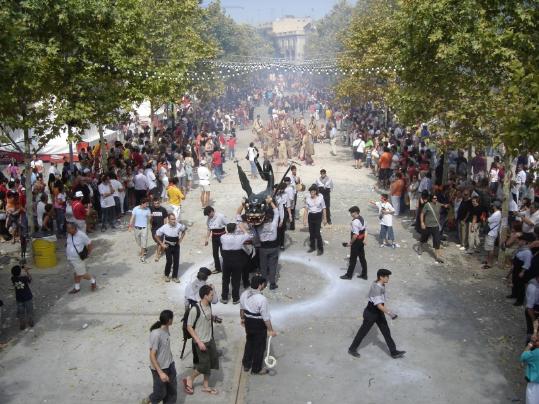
[142,310,176,404]
[348,269,406,359]
[255,196,280,290]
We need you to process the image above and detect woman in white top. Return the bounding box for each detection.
[304,184,327,255]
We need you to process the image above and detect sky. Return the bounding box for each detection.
[201,0,340,25]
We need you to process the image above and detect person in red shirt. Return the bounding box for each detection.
[132,148,144,169]
[227,134,236,160]
[378,147,393,189]
[212,148,223,183]
[71,191,88,232]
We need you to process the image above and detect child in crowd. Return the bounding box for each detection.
[11,265,34,330]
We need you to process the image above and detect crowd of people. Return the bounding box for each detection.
[1,78,539,401]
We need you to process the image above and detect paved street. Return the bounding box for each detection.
[0,121,526,404]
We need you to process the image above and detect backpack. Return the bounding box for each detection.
[182,303,200,341]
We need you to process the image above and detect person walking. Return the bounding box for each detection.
[415,194,447,263]
[128,198,151,263]
[167,177,184,220]
[329,123,337,156]
[247,143,259,179]
[156,213,187,283]
[341,206,368,280]
[66,222,96,294]
[203,206,227,274]
[240,275,277,375]
[141,310,177,404]
[184,285,220,396]
[11,265,34,330]
[304,184,327,255]
[197,160,211,208]
[370,194,396,248]
[348,268,405,359]
[256,196,280,290]
[150,199,168,262]
[316,169,334,225]
[220,223,252,304]
[71,191,87,232]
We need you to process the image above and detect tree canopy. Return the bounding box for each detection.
[337,0,539,154]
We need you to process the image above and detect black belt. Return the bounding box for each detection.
[260,239,279,248]
[135,226,146,230]
[244,309,263,319]
[211,228,226,237]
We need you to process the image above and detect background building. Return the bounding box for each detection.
[260,17,314,61]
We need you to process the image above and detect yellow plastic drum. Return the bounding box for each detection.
[32,239,57,268]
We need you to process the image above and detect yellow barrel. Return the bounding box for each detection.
[32,239,57,268]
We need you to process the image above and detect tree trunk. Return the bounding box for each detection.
[68,125,74,175]
[98,124,106,173]
[442,152,449,185]
[23,127,34,236]
[466,144,473,181]
[497,152,512,268]
[149,100,154,143]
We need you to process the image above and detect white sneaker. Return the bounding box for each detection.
[459,246,466,251]
[380,244,385,248]
[456,244,461,247]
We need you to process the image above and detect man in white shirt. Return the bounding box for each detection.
[197,160,211,208]
[66,222,96,294]
[369,194,396,248]
[110,174,124,221]
[30,154,44,174]
[316,169,334,225]
[247,143,259,179]
[98,175,116,232]
[134,168,149,206]
[240,275,277,375]
[329,124,338,156]
[520,201,539,235]
[36,194,47,230]
[482,201,502,269]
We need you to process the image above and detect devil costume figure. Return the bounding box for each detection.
[236,157,290,290]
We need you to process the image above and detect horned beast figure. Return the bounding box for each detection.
[236,155,274,225]
[236,153,297,226]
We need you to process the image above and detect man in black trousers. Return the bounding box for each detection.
[240,275,277,375]
[316,169,334,225]
[340,206,368,280]
[348,268,406,359]
[220,223,252,304]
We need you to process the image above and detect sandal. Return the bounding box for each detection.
[202,388,218,395]
[182,378,194,395]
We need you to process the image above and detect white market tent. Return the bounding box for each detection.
[0,125,121,158]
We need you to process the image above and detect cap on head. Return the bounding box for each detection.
[74,191,84,198]
[377,268,392,278]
